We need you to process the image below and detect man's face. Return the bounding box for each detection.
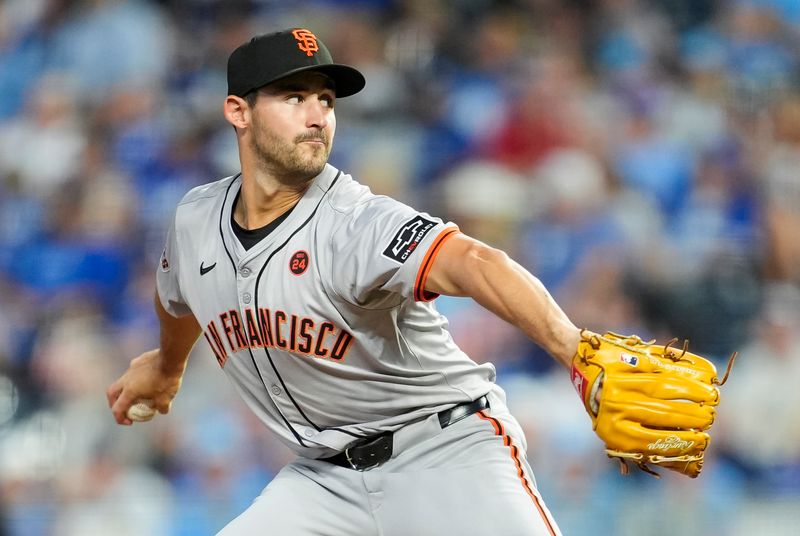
[247,72,337,182]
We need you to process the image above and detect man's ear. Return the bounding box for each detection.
[223,95,249,130]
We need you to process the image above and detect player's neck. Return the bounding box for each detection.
[236,170,309,230]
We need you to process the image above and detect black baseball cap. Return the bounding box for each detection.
[227,28,366,98]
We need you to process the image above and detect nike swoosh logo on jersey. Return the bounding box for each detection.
[200,261,217,276]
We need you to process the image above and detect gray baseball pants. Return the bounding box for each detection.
[218,390,561,535]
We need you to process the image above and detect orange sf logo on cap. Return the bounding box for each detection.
[292,28,319,57]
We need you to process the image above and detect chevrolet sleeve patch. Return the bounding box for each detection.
[382,216,436,264]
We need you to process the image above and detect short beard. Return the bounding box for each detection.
[250,119,330,184]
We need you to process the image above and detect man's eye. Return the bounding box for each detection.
[286,95,302,104]
[321,96,334,108]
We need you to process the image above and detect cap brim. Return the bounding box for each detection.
[253,64,365,98]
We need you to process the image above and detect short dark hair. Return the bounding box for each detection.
[243,91,258,108]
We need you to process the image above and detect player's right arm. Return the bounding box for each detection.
[106,292,201,425]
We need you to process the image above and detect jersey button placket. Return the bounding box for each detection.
[270,385,281,396]
[242,292,252,304]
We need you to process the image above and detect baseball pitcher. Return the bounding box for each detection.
[107,28,733,535]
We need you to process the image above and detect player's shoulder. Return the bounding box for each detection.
[171,174,239,226]
[325,169,413,221]
[177,174,239,208]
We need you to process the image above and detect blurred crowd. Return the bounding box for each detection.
[0,0,799,534]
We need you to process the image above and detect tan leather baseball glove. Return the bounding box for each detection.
[571,331,736,478]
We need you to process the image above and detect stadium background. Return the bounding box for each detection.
[0,0,799,534]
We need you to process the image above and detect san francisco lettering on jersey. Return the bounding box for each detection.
[203,307,355,367]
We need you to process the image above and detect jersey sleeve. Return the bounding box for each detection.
[328,197,459,306]
[155,215,193,317]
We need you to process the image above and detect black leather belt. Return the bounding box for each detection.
[322,395,489,471]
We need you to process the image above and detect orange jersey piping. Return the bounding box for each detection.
[413,227,459,302]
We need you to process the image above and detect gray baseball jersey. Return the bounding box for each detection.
[157,164,498,459]
[157,164,563,535]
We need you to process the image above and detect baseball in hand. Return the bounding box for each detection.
[127,400,157,422]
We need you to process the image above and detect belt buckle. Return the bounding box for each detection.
[344,446,365,471]
[344,433,392,471]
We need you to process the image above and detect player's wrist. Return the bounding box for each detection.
[154,349,188,378]
[552,324,582,369]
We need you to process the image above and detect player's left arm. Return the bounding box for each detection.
[426,232,736,479]
[424,232,580,369]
